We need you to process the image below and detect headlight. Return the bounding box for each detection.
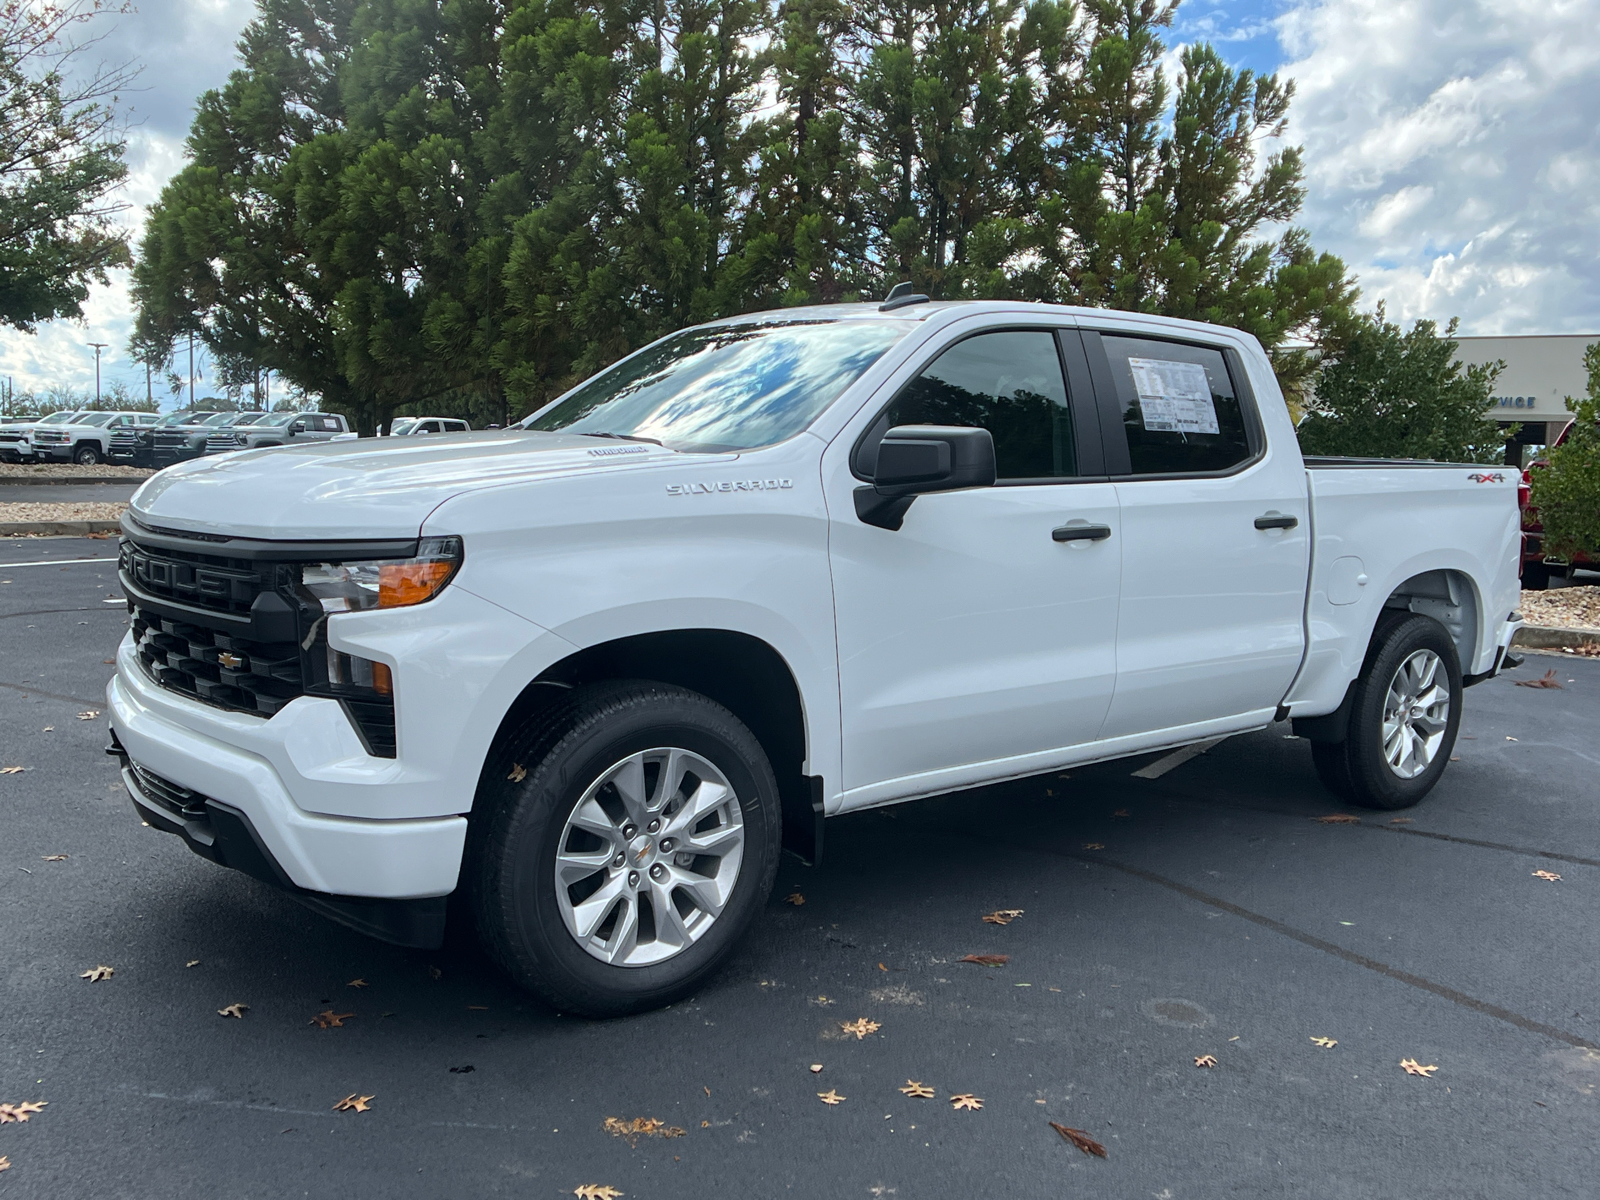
[300,536,463,611]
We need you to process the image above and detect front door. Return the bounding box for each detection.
[1084,330,1310,739]
[827,325,1122,807]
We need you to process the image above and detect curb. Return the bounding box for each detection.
[0,474,151,486]
[1512,624,1600,651]
[0,520,121,537]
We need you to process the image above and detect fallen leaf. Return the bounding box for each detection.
[332,1093,374,1112]
[839,1017,880,1039]
[41,726,53,732]
[1389,818,1413,825]
[1194,1055,1218,1068]
[959,954,1008,967]
[103,658,116,664]
[1111,809,1130,818]
[603,1116,686,1145]
[949,1093,983,1111]
[79,965,113,982]
[76,710,99,721]
[348,978,368,988]
[1516,669,1564,690]
[1081,843,1105,850]
[817,1089,846,1105]
[217,1003,248,1018]
[185,960,200,968]
[0,1102,47,1124]
[809,1064,823,1073]
[898,1081,935,1099]
[1399,1058,1437,1077]
[1506,736,1518,741]
[574,1188,623,1200]
[1315,814,1360,824]
[507,763,527,782]
[1310,1036,1337,1048]
[1532,870,1562,882]
[981,909,1024,925]
[0,1156,8,1172]
[40,855,66,862]
[1050,1122,1107,1158]
[878,962,887,971]
[784,892,805,906]
[0,766,28,775]
[310,1010,355,1029]
[449,1065,475,1073]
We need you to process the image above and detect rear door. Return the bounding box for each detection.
[827,321,1121,804]
[1084,330,1309,738]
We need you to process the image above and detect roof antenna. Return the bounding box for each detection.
[879,281,931,312]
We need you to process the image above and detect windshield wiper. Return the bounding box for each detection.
[580,431,664,446]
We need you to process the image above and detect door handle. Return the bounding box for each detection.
[1052,523,1113,543]
[1254,513,1299,531]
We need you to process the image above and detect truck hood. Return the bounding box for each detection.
[129,430,681,541]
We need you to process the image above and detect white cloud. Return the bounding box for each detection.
[1277,0,1600,335]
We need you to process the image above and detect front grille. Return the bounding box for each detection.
[32,430,67,444]
[131,605,303,716]
[119,540,281,616]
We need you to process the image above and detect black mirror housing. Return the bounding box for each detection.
[856,425,996,530]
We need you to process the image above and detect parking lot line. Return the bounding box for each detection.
[0,556,118,568]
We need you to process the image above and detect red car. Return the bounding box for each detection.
[1520,420,1596,589]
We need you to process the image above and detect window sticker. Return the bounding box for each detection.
[1126,357,1220,435]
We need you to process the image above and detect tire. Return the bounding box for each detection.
[1521,561,1550,590]
[1317,613,1462,810]
[467,680,782,1017]
[73,443,102,466]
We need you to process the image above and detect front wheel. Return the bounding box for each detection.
[1315,613,1462,810]
[467,681,781,1017]
[73,443,102,466]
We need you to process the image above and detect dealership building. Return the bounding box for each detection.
[1453,333,1597,460]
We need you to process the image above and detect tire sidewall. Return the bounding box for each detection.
[1346,614,1462,808]
[74,444,100,465]
[494,686,780,1013]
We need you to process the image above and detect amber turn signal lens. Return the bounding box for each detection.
[378,560,456,608]
[372,662,393,696]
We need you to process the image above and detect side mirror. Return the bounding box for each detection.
[290,420,306,434]
[855,425,996,530]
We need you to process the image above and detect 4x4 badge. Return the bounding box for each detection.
[1467,472,1505,483]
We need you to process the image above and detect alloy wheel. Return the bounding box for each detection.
[1381,649,1451,779]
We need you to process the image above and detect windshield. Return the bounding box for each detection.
[522,320,909,452]
[230,412,266,427]
[390,418,418,435]
[65,412,97,424]
[156,411,202,426]
[263,412,300,427]
[202,412,239,426]
[40,411,75,424]
[75,412,115,427]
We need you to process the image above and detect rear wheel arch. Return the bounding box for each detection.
[1378,568,1481,671]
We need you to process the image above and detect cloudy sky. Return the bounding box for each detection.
[4,0,1598,404]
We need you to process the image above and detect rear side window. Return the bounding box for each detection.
[875,330,1077,480]
[1100,336,1252,475]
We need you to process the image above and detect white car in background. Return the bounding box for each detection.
[31,411,161,464]
[0,410,86,462]
[386,417,472,436]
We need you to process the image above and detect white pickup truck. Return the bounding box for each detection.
[109,299,1522,1016]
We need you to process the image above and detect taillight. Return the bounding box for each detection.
[1518,469,1531,510]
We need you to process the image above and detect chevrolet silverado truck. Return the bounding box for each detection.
[0,410,84,462]
[31,411,160,464]
[118,411,226,465]
[205,411,352,454]
[108,299,1523,1017]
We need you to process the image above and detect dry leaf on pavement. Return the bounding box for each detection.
[1081,843,1105,850]
[898,1081,935,1099]
[40,855,66,862]
[817,1089,846,1105]
[0,766,28,775]
[217,1003,248,1018]
[507,763,527,782]
[1111,808,1131,818]
[0,1155,9,1172]
[809,1064,823,1073]
[839,1017,880,1039]
[1050,1122,1107,1157]
[574,1188,623,1200]
[1389,818,1413,824]
[982,909,1024,925]
[310,1010,354,1029]
[332,1094,374,1112]
[348,978,368,988]
[603,1117,685,1145]
[1315,814,1360,824]
[76,710,99,721]
[1516,669,1564,689]
[1310,1036,1337,1048]
[1399,1059,1438,1078]
[1194,1055,1218,1068]
[784,892,805,905]
[185,960,200,968]
[959,954,1009,967]
[811,995,834,1006]
[79,965,113,982]
[1532,870,1562,882]
[949,1094,983,1111]
[0,1102,47,1124]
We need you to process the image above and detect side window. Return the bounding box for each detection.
[876,330,1076,480]
[1100,335,1252,475]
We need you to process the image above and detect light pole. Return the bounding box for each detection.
[88,342,109,404]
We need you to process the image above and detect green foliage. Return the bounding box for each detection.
[134,0,1357,428]
[1529,343,1600,562]
[1296,308,1508,464]
[0,0,132,330]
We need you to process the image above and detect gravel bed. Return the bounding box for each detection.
[1520,585,1600,630]
[0,462,154,480]
[0,501,128,523]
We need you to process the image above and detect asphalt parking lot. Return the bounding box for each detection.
[3,537,1598,1199]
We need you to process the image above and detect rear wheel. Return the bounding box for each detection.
[1312,614,1462,810]
[73,443,102,466]
[467,681,781,1017]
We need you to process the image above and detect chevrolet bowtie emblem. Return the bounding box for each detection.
[217,652,243,669]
